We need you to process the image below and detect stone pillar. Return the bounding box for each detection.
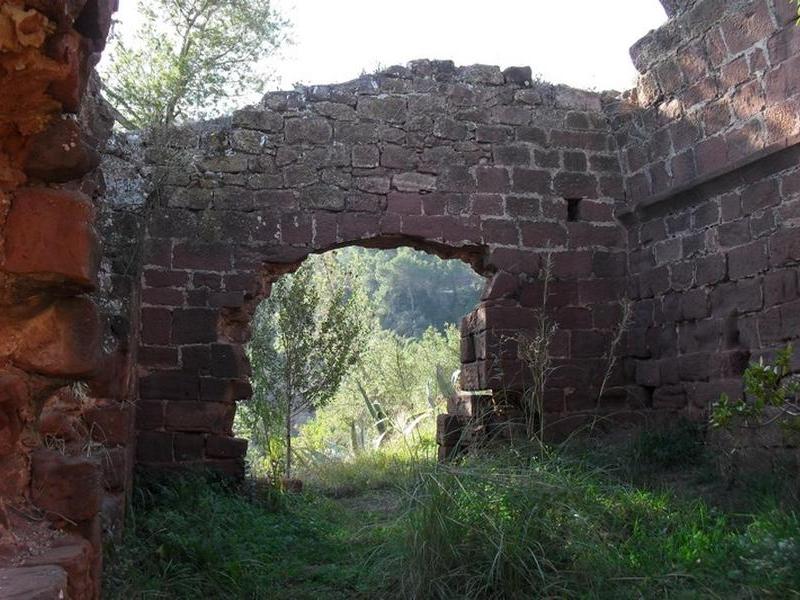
[0,1,119,598]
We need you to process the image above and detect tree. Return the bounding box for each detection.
[102,0,289,130]
[242,255,366,480]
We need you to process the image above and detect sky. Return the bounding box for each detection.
[109,1,666,96]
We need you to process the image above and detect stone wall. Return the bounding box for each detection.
[0,1,122,598]
[133,63,631,472]
[618,0,800,426]
[1,0,799,596]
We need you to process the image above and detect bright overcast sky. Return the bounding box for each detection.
[110,1,666,97]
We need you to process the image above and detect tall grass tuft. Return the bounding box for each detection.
[376,451,800,599]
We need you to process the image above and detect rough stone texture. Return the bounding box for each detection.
[0,1,120,598]
[133,60,628,471]
[1,0,799,595]
[0,565,68,600]
[618,0,800,426]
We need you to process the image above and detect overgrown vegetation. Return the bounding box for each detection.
[238,248,483,482]
[105,437,800,599]
[711,344,800,429]
[103,472,388,599]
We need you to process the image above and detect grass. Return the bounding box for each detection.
[105,430,800,599]
[383,451,800,599]
[103,472,392,599]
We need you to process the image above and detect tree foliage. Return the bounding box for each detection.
[241,256,366,479]
[102,0,288,129]
[343,247,484,338]
[239,247,482,474]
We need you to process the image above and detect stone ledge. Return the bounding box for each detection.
[618,132,800,220]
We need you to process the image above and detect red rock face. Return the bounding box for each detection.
[0,1,119,598]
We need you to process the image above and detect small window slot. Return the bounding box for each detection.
[566,198,582,222]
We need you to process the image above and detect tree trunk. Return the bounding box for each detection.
[285,408,292,480]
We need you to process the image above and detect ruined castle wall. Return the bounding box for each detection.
[0,1,124,598]
[618,0,800,420]
[134,63,631,471]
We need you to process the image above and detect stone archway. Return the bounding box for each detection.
[132,61,631,474]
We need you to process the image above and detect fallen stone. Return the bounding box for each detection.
[0,565,68,600]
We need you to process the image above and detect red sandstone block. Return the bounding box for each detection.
[506,196,541,220]
[710,279,764,314]
[135,401,165,431]
[194,272,222,290]
[474,305,536,333]
[694,135,728,176]
[570,330,608,358]
[0,566,68,600]
[144,269,188,288]
[31,449,102,522]
[511,168,552,194]
[764,55,800,104]
[553,172,598,198]
[281,213,314,245]
[550,130,609,151]
[421,193,447,216]
[481,218,518,246]
[339,212,380,240]
[519,222,567,248]
[141,307,172,345]
[208,291,245,308]
[224,272,260,293]
[164,401,235,434]
[476,166,510,193]
[769,227,800,266]
[728,240,769,279]
[2,187,98,288]
[471,193,504,216]
[764,97,800,144]
[552,250,593,279]
[139,345,178,368]
[721,0,777,56]
[652,384,687,409]
[171,308,218,344]
[487,248,541,274]
[460,334,476,362]
[387,192,421,215]
[482,271,519,301]
[199,377,253,403]
[45,29,91,112]
[24,117,99,182]
[764,268,799,306]
[22,539,94,600]
[173,243,232,271]
[401,214,444,240]
[136,431,174,463]
[139,371,200,401]
[440,216,482,245]
[174,432,205,461]
[141,287,184,306]
[678,353,712,382]
[84,401,131,446]
[206,435,248,459]
[14,297,101,378]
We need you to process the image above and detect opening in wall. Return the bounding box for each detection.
[566,198,582,222]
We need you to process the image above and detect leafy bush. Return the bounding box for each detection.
[711,345,800,429]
